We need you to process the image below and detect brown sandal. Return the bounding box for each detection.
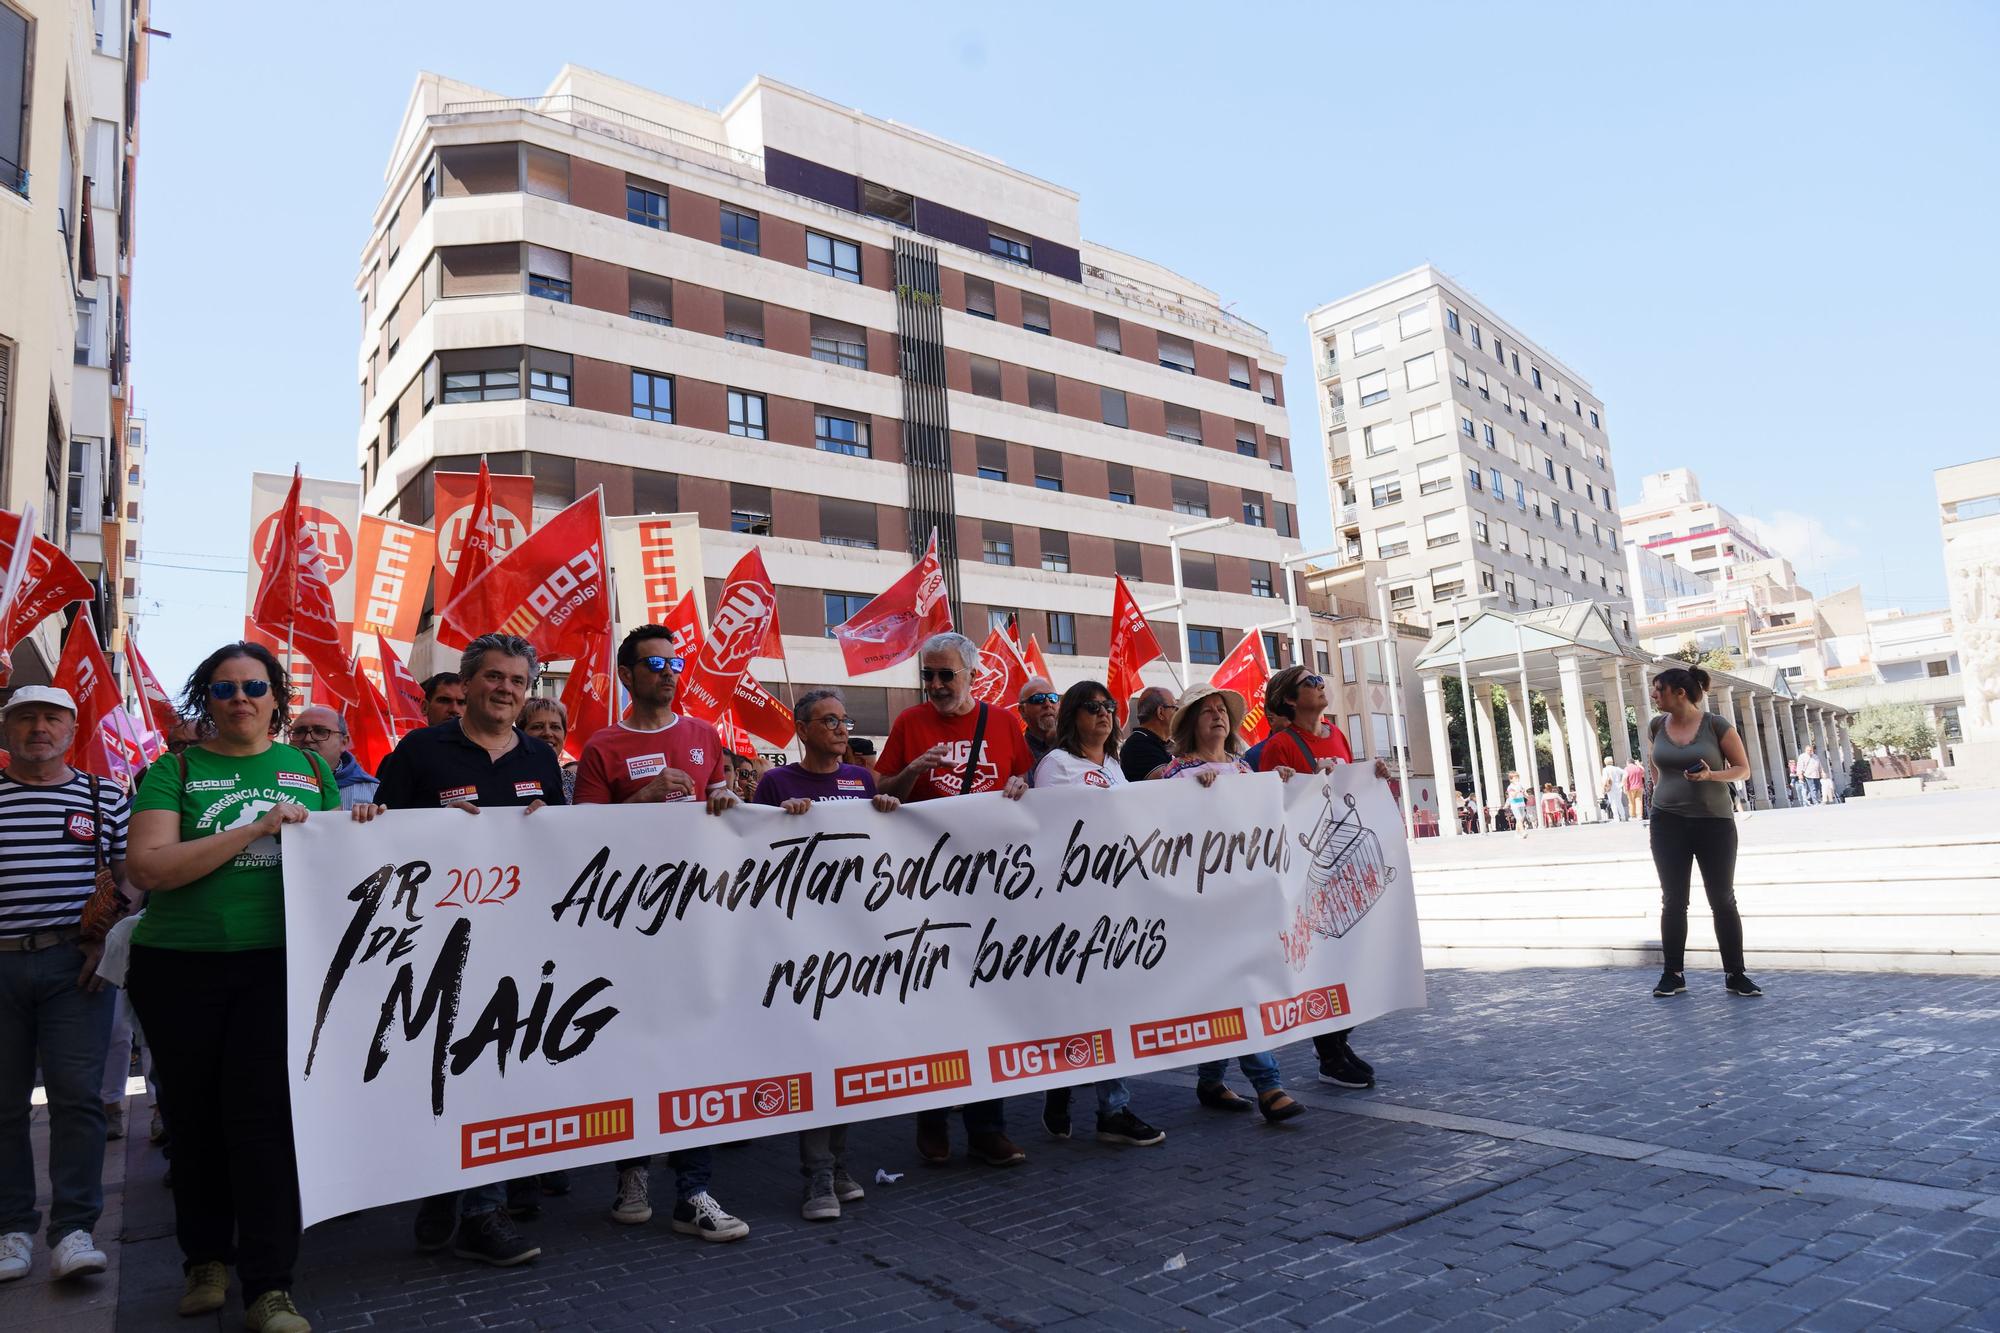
[1258,1089,1305,1123]
[1196,1082,1252,1112]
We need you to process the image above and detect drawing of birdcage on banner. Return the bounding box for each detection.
[1297,784,1396,939]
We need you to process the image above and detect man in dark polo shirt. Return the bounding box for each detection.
[357,632,561,1269]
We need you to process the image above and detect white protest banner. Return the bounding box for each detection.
[286,768,1422,1225]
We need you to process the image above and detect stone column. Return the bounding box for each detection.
[1736,688,1771,809]
[1473,686,1507,829]
[1768,697,1799,806]
[1500,684,1536,795]
[1763,696,1794,807]
[1607,663,1633,767]
[1557,654,1600,823]
[1546,695,1574,797]
[1422,673,1458,837]
[1635,666,1657,773]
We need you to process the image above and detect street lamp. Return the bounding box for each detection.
[1446,590,1500,830]
[1143,515,1232,680]
[1279,546,1341,666]
[1362,575,1415,839]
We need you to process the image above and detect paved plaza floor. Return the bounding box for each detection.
[12,966,1985,1331]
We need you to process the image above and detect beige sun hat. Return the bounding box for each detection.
[1171,681,1248,753]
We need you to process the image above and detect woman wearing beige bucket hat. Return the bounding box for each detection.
[1160,682,1306,1122]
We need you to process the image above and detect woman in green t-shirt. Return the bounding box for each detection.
[126,642,338,1333]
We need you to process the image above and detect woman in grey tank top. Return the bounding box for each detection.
[1645,666,1763,999]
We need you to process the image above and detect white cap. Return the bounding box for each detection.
[2,685,78,717]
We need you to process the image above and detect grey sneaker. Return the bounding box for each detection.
[832,1167,866,1203]
[801,1173,840,1221]
[609,1166,652,1225]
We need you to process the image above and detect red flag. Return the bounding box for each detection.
[83,710,149,791]
[969,627,1029,709]
[831,529,953,675]
[719,710,757,757]
[662,591,703,659]
[1211,631,1273,745]
[1021,634,1053,685]
[676,549,778,726]
[0,508,95,651]
[733,674,795,748]
[347,663,399,776]
[53,608,123,776]
[126,631,181,735]
[436,460,501,651]
[435,491,608,664]
[375,634,425,728]
[1107,576,1165,725]
[250,469,358,704]
[560,628,616,763]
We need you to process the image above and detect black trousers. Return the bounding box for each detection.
[127,945,300,1303]
[1649,810,1746,974]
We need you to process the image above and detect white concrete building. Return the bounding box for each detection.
[1937,456,2000,778]
[356,68,1309,726]
[0,0,151,681]
[1307,266,1624,632]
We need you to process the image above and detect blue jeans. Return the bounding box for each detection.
[0,939,114,1243]
[1195,1052,1281,1094]
[612,1149,712,1201]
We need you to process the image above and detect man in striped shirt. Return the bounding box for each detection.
[0,687,128,1284]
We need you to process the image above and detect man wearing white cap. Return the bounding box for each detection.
[0,686,129,1284]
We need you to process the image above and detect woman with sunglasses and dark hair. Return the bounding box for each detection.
[1255,665,1393,1092]
[1029,682,1167,1149]
[123,643,342,1333]
[1646,665,1762,999]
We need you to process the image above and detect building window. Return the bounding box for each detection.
[1259,370,1278,405]
[970,355,1002,399]
[1531,366,1544,390]
[1040,530,1070,573]
[527,350,572,404]
[1474,515,1490,544]
[440,348,522,403]
[1469,464,1484,490]
[1115,539,1143,579]
[1406,353,1439,390]
[1165,405,1203,445]
[1021,292,1052,335]
[815,412,870,457]
[1236,429,1258,458]
[965,276,997,320]
[1046,612,1076,656]
[1590,409,1600,428]
[989,229,1032,264]
[1352,323,1383,355]
[1461,416,1476,439]
[982,521,1014,566]
[1515,480,1526,510]
[1445,306,1460,334]
[632,370,674,422]
[976,438,1007,482]
[626,183,667,229]
[721,206,760,254]
[1243,497,1265,526]
[1189,628,1224,666]
[1357,370,1389,406]
[1033,448,1064,492]
[1250,560,1275,598]
[526,246,573,303]
[1388,585,1416,611]
[629,271,672,325]
[1397,302,1431,339]
[861,179,915,227]
[807,231,862,283]
[723,294,765,346]
[1483,422,1495,445]
[824,592,870,634]
[1432,578,1465,601]
[820,497,879,549]
[1376,523,1408,559]
[730,483,772,535]
[1228,355,1252,390]
[1370,474,1403,508]
[1094,313,1122,353]
[810,316,867,368]
[1158,335,1196,375]
[1101,388,1128,428]
[1107,462,1135,505]
[1490,467,1503,497]
[727,389,767,439]
[1027,370,1057,412]
[1171,476,1210,517]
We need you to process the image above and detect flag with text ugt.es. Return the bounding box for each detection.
[0,508,96,653]
[831,529,952,675]
[1106,575,1165,725]
[53,608,124,778]
[1211,631,1273,745]
[434,492,608,665]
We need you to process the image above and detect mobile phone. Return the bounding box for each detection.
[1683,763,1707,779]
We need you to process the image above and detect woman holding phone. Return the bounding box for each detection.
[1645,666,1762,999]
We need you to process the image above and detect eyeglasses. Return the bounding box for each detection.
[1077,700,1115,717]
[1299,674,1326,689]
[1024,692,1060,706]
[919,668,960,683]
[288,726,339,742]
[811,716,857,732]
[639,655,685,675]
[208,680,271,701]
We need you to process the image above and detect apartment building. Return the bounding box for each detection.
[0,0,151,680]
[356,68,1306,727]
[1620,467,1773,587]
[1306,266,1623,631]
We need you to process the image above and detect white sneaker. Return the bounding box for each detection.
[50,1230,107,1280]
[671,1190,749,1242]
[0,1231,31,1281]
[609,1166,652,1225]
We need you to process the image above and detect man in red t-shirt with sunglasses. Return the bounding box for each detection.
[1255,665,1392,1093]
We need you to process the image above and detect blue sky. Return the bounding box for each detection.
[130,1,1999,685]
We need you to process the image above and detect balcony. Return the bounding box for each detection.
[1317,359,1340,381]
[1326,403,1346,426]
[1339,502,1358,527]
[1329,452,1351,481]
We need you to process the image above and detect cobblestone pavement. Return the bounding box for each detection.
[95,967,2000,1331]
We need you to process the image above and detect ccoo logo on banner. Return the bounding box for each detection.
[283,767,1425,1225]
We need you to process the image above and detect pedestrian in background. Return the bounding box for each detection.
[286,705,375,809]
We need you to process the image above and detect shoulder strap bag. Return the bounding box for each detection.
[77,775,128,942]
[958,703,990,796]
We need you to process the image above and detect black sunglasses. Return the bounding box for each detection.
[639,655,685,675]
[1077,700,1116,717]
[1024,692,1060,706]
[919,668,960,683]
[208,680,271,701]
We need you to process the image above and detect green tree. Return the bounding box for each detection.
[1673,639,1736,672]
[1850,703,1937,762]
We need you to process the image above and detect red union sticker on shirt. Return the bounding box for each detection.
[438,785,478,805]
[624,753,668,780]
[513,781,544,799]
[277,771,320,792]
[65,812,96,842]
[835,777,867,793]
[1259,983,1351,1036]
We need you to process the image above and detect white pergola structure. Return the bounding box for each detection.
[1413,602,1856,835]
